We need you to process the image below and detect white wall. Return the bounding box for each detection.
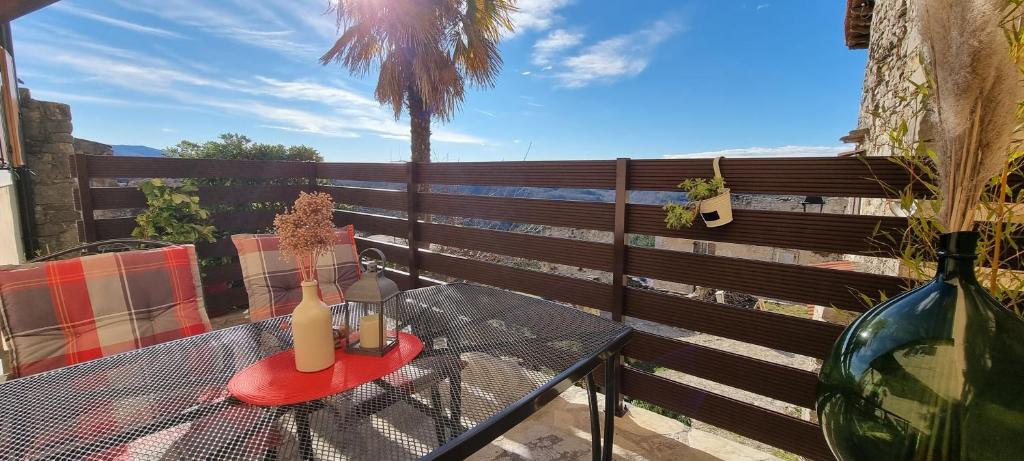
[0,169,25,265]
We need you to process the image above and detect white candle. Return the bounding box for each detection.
[359,313,381,349]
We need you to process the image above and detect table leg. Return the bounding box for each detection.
[206,405,283,461]
[295,406,315,461]
[430,383,447,444]
[449,369,463,430]
[586,373,602,461]
[602,353,619,461]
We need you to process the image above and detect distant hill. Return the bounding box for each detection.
[112,145,165,157]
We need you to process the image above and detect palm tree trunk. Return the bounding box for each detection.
[407,88,432,248]
[408,90,431,164]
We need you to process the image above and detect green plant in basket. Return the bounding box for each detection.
[663,177,726,230]
[132,179,217,244]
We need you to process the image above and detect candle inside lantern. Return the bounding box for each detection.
[359,313,381,349]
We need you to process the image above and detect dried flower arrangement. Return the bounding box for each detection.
[915,0,1024,231]
[273,192,337,283]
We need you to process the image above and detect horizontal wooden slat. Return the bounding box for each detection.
[629,205,905,256]
[418,193,614,231]
[625,288,844,358]
[418,251,613,311]
[202,262,242,284]
[354,237,409,267]
[316,162,407,182]
[204,286,248,317]
[627,247,904,312]
[84,155,315,179]
[196,239,237,258]
[417,222,613,270]
[90,185,305,210]
[629,157,913,197]
[215,210,277,233]
[622,368,834,461]
[321,185,406,211]
[624,332,818,409]
[334,210,406,237]
[418,161,617,189]
[94,209,277,240]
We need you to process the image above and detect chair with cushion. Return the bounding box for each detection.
[0,242,212,379]
[231,225,361,321]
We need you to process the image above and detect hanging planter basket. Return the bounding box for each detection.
[698,157,733,227]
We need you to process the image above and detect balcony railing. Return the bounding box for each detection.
[73,154,922,460]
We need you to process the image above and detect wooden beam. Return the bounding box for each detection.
[1,0,61,22]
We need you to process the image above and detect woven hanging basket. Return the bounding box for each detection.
[698,157,733,228]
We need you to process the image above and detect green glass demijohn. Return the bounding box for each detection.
[817,231,1024,461]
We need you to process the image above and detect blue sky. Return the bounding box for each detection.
[10,1,867,162]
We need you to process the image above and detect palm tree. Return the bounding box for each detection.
[321,0,516,163]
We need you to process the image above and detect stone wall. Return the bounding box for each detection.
[19,88,81,255]
[73,138,113,157]
[848,0,924,277]
[855,0,925,157]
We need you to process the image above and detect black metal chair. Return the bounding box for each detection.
[30,239,175,262]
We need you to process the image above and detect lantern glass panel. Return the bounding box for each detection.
[344,295,400,356]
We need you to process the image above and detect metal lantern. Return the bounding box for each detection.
[342,248,401,356]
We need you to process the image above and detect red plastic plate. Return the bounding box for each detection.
[228,332,424,406]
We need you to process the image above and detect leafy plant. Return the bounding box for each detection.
[132,179,217,244]
[663,177,726,230]
[164,133,323,162]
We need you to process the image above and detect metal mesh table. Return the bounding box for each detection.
[0,283,632,460]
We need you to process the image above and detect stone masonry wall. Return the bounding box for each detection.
[855,0,925,157]
[19,88,81,255]
[849,0,924,277]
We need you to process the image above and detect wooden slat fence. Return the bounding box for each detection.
[74,154,919,460]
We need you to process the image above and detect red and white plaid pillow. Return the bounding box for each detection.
[232,226,360,322]
[0,245,212,378]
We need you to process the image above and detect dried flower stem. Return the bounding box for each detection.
[916,0,1023,231]
[274,192,337,283]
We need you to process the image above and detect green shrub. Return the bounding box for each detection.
[132,179,217,244]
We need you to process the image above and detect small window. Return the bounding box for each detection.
[774,249,798,265]
[693,241,716,255]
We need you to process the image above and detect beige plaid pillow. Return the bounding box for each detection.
[232,226,360,321]
[0,245,212,377]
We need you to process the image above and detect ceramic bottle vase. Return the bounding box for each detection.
[292,281,335,372]
[817,231,1024,460]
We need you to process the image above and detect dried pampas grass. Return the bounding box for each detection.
[915,0,1024,231]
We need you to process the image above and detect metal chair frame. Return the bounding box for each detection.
[30,239,175,262]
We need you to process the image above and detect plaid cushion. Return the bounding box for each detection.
[232,226,360,322]
[0,245,212,378]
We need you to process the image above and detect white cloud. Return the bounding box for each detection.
[554,20,680,88]
[52,3,186,39]
[756,4,771,11]
[110,0,319,56]
[521,71,531,76]
[18,38,486,145]
[532,29,584,66]
[246,77,379,110]
[473,109,496,117]
[663,145,852,159]
[509,0,574,36]
[160,128,179,133]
